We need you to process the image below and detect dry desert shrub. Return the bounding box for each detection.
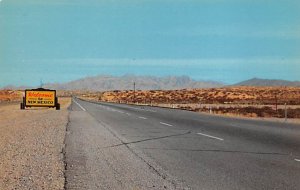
[0,90,22,102]
[189,106,300,118]
[96,87,300,105]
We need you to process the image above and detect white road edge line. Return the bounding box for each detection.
[73,99,86,111]
[197,132,224,141]
[295,159,300,162]
[159,122,173,127]
[138,116,147,119]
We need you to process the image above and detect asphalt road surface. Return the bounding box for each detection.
[66,97,300,190]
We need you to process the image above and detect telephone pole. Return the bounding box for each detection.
[40,79,44,88]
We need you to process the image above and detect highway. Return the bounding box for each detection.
[66,97,300,190]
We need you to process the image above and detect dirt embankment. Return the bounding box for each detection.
[0,98,71,190]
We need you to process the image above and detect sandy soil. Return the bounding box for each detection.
[0,98,71,190]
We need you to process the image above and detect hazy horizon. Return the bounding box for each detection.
[1,0,300,87]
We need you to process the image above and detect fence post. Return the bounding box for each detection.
[285,103,287,122]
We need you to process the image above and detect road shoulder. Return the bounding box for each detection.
[0,98,70,190]
[65,104,185,189]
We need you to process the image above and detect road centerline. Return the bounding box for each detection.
[197,132,224,141]
[159,122,173,127]
[138,116,147,120]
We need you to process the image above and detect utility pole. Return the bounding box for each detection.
[40,79,44,88]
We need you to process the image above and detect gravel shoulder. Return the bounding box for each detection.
[0,98,71,190]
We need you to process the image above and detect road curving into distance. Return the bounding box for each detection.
[65,97,300,190]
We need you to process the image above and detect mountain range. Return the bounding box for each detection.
[43,75,223,91]
[2,76,300,91]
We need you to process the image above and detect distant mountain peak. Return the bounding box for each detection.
[234,78,300,87]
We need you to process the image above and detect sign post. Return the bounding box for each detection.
[20,88,60,110]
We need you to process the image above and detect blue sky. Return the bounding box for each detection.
[1,0,300,87]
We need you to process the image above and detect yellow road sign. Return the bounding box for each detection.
[25,90,56,107]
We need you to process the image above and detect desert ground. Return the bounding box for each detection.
[0,87,300,189]
[80,87,300,119]
[1,87,300,119]
[0,97,70,190]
